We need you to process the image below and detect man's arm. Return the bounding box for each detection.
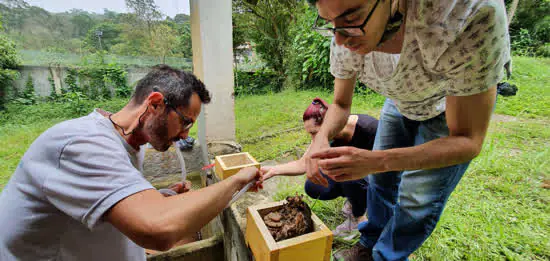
[105,167,259,251]
[317,77,356,141]
[379,86,497,171]
[306,77,355,186]
[313,87,496,180]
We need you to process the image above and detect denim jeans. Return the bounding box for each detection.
[305,172,368,217]
[358,99,471,261]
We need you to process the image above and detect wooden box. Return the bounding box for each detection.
[214,152,260,180]
[245,201,333,261]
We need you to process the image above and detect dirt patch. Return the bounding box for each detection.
[263,195,314,241]
[492,114,518,123]
[508,148,522,157]
[542,179,550,189]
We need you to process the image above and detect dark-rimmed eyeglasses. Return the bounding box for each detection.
[162,98,194,131]
[312,0,380,37]
[153,87,195,131]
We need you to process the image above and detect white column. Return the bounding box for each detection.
[190,0,236,159]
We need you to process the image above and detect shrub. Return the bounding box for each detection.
[0,22,20,110]
[535,43,550,57]
[64,52,130,100]
[285,3,332,90]
[511,28,537,56]
[234,69,284,96]
[14,75,37,105]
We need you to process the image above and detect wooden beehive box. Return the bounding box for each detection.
[245,200,333,261]
[214,152,260,180]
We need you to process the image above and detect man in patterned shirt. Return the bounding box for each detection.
[303,0,511,260]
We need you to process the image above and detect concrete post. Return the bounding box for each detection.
[190,0,239,160]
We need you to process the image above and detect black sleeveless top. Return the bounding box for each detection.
[331,114,378,150]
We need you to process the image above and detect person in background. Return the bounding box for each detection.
[261,97,378,238]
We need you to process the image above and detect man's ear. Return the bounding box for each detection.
[147,91,165,111]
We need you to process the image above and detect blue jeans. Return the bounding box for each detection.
[305,172,368,217]
[358,99,471,261]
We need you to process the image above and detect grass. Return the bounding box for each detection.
[494,56,550,118]
[236,90,383,161]
[413,119,549,260]
[0,56,549,259]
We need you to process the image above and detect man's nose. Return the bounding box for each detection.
[334,31,348,46]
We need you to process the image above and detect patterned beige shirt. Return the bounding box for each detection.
[330,0,511,120]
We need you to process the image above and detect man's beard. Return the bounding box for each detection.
[147,114,173,152]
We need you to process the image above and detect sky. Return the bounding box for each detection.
[25,0,190,18]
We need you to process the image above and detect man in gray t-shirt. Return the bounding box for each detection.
[0,65,261,261]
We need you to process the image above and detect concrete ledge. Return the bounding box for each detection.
[143,142,205,185]
[207,141,242,159]
[147,232,224,261]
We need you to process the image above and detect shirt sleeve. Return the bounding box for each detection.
[435,1,511,96]
[330,38,364,79]
[42,133,154,230]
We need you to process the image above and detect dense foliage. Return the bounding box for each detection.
[0,0,192,62]
[507,0,550,57]
[0,13,20,110]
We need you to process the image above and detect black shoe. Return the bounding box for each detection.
[497,82,518,97]
[334,242,373,261]
[177,137,195,151]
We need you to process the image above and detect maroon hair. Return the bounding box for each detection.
[303,97,329,125]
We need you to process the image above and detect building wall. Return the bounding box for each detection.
[14,65,154,96]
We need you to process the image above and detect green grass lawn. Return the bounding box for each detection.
[0,56,548,259]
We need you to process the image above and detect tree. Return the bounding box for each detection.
[233,0,299,75]
[70,10,96,38]
[507,0,520,24]
[0,0,29,33]
[175,21,192,58]
[232,6,249,59]
[284,3,332,89]
[174,13,190,24]
[0,0,29,9]
[507,0,550,56]
[84,22,122,52]
[0,13,20,110]
[125,0,162,37]
[148,23,178,63]
[103,9,122,23]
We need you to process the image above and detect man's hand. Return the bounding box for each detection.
[160,181,192,197]
[233,166,263,192]
[312,146,385,182]
[310,87,498,178]
[305,136,331,187]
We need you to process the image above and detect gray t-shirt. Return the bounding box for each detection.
[0,110,154,260]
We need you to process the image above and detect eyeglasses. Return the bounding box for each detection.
[312,0,380,37]
[153,87,194,131]
[164,98,194,131]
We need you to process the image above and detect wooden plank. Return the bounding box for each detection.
[277,236,328,261]
[249,204,279,249]
[246,207,277,261]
